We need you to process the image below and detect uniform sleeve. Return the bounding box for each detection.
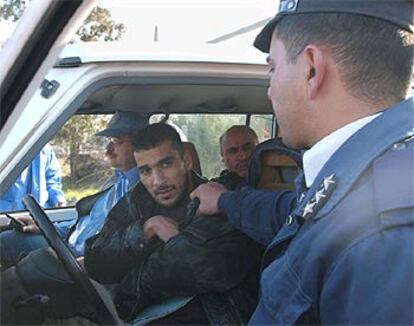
[136,215,262,306]
[43,146,65,206]
[218,188,297,246]
[84,194,159,284]
[320,222,413,324]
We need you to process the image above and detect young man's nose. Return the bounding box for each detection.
[152,169,165,185]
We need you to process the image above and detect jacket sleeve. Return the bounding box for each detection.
[43,145,65,206]
[137,215,262,306]
[84,194,159,284]
[218,188,297,246]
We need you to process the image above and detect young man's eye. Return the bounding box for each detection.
[139,168,150,176]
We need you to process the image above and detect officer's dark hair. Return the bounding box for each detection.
[219,125,258,156]
[275,13,414,105]
[132,123,184,157]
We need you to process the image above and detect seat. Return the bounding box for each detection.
[182,142,202,175]
[248,138,302,191]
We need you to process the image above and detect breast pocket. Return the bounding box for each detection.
[261,257,312,324]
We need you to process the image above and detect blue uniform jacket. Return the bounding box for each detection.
[219,98,414,324]
[0,145,65,212]
[63,167,139,256]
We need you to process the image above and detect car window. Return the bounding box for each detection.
[151,113,273,178]
[50,114,113,206]
[250,114,273,141]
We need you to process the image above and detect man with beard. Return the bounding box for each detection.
[1,123,261,325]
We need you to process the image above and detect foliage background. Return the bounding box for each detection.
[1,0,126,204]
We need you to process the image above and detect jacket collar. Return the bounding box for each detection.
[292,97,414,221]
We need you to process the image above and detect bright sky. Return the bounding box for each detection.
[100,0,277,43]
[1,0,279,59]
[98,0,279,61]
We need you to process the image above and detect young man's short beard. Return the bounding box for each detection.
[160,172,191,209]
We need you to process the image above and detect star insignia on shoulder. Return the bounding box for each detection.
[302,201,317,219]
[314,189,326,203]
[323,174,335,191]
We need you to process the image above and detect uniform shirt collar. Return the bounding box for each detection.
[303,113,382,188]
[115,166,139,185]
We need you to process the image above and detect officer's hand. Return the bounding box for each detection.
[190,182,228,216]
[143,216,179,242]
[18,217,40,233]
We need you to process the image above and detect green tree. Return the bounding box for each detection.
[170,115,245,178]
[0,0,28,21]
[73,6,125,42]
[0,0,125,42]
[0,0,125,188]
[51,115,111,185]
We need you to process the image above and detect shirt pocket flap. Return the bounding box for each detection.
[261,260,312,324]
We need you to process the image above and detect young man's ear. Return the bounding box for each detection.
[303,44,327,99]
[183,149,194,170]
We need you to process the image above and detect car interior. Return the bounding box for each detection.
[0,76,303,324]
[0,75,304,216]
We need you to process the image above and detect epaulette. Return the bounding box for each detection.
[373,136,414,218]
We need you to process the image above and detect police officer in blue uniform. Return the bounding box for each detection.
[192,0,414,324]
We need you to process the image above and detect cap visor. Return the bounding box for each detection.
[254,15,281,53]
[95,129,125,137]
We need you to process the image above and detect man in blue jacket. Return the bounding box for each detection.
[0,144,66,212]
[0,111,148,266]
[192,0,414,324]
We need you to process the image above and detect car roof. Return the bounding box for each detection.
[57,41,268,66]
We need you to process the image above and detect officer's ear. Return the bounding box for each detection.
[303,44,326,100]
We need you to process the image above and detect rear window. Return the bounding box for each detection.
[151,113,273,178]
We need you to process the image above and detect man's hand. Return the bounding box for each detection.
[190,182,228,216]
[55,200,66,208]
[143,216,179,242]
[17,217,40,233]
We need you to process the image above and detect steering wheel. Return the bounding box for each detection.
[23,195,120,325]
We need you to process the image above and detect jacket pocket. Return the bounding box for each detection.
[261,257,312,324]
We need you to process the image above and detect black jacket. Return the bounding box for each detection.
[84,172,261,324]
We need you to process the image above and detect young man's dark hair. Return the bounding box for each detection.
[276,14,414,105]
[132,122,184,156]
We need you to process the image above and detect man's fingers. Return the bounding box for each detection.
[17,216,34,224]
[22,224,40,233]
[189,187,199,200]
[143,220,156,239]
[190,182,226,216]
[143,216,179,242]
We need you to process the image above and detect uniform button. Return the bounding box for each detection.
[285,215,293,225]
[139,243,145,248]
[287,0,296,10]
[392,143,406,151]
